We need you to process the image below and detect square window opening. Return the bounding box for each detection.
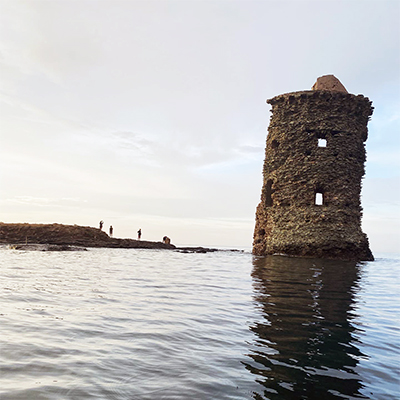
[315,192,323,206]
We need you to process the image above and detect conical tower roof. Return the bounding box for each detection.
[312,75,348,93]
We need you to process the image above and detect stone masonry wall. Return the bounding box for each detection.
[253,86,374,261]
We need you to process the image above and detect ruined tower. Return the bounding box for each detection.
[253,75,374,261]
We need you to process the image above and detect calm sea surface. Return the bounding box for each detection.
[0,247,399,399]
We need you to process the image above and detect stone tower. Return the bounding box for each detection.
[253,75,374,261]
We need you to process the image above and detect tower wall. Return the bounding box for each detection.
[253,89,374,261]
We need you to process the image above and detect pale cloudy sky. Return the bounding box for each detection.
[0,0,399,251]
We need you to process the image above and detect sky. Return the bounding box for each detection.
[0,0,399,251]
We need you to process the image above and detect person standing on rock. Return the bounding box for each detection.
[109,225,113,237]
[137,229,141,240]
[99,220,104,230]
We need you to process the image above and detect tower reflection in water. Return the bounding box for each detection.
[246,256,368,400]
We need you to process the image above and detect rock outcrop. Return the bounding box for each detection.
[0,223,230,253]
[253,76,374,261]
[0,223,176,250]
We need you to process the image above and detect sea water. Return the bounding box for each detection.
[0,247,398,399]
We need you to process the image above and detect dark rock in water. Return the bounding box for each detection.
[175,247,219,254]
[253,76,374,261]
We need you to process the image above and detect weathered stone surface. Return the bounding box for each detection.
[253,77,374,261]
[312,74,348,93]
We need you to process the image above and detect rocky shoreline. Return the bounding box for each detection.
[0,223,223,253]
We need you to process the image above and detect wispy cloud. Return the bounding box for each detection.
[2,196,86,207]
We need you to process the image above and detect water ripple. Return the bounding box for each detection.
[0,249,399,399]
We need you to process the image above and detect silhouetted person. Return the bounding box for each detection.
[137,229,141,240]
[109,225,113,237]
[99,220,104,230]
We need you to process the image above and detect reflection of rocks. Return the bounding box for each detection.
[246,255,366,399]
[10,244,87,251]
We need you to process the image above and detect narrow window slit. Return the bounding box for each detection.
[265,179,274,207]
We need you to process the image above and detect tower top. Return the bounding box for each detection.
[312,75,348,93]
